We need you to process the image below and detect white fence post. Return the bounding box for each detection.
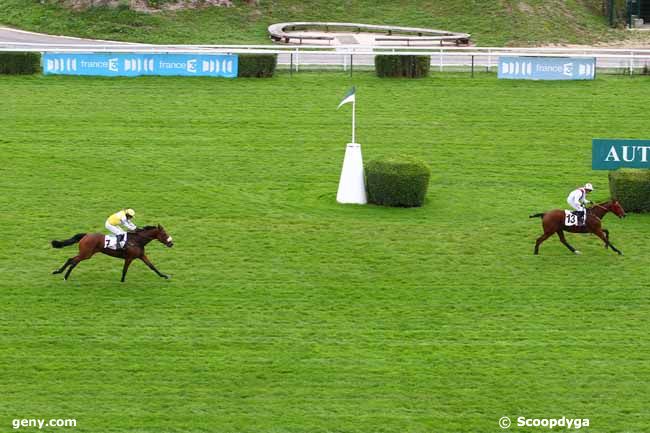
[488,49,491,72]
[295,48,300,72]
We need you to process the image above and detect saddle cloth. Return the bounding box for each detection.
[104,234,126,250]
[564,210,581,226]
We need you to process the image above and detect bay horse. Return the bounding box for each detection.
[529,200,625,255]
[51,225,173,282]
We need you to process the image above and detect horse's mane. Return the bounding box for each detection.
[134,225,158,233]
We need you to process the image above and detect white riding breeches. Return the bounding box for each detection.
[105,221,126,236]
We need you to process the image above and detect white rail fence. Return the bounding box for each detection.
[3,42,650,74]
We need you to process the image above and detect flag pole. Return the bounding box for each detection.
[352,98,356,144]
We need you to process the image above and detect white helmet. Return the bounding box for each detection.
[125,208,135,217]
[584,183,593,191]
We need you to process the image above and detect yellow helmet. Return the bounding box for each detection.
[125,208,135,217]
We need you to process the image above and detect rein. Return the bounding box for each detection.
[588,203,610,222]
[591,203,609,211]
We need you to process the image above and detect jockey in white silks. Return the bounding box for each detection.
[105,208,137,248]
[567,183,593,226]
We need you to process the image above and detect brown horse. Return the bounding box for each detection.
[51,225,173,282]
[530,200,626,255]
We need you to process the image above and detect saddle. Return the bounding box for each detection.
[564,210,586,226]
[104,233,128,250]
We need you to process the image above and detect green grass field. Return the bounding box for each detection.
[0,0,644,46]
[1,72,650,433]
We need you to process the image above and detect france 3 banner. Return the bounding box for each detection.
[43,52,238,78]
[498,56,595,80]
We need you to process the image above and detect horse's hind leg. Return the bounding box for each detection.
[534,231,554,255]
[53,258,73,274]
[58,236,99,280]
[557,230,579,254]
[64,257,82,280]
[63,252,95,280]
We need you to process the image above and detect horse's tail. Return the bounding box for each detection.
[529,213,546,219]
[51,233,86,248]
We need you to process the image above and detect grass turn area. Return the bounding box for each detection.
[1,72,649,432]
[0,0,645,46]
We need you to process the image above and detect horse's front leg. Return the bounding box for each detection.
[121,257,134,282]
[140,255,170,279]
[594,228,622,255]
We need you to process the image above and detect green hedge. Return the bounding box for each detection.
[0,52,41,75]
[609,169,650,212]
[237,54,277,78]
[375,55,430,78]
[366,157,431,207]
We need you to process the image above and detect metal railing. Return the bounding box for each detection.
[3,42,650,74]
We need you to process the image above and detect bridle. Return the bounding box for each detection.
[586,203,609,222]
[591,203,609,211]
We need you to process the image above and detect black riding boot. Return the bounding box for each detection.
[116,234,125,249]
[578,211,585,226]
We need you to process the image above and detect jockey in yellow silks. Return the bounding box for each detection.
[105,208,137,248]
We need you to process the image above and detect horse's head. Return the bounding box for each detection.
[611,200,626,219]
[155,224,174,247]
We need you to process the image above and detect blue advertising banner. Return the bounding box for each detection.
[43,52,238,78]
[498,56,595,80]
[593,139,650,170]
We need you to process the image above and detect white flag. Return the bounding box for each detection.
[337,86,356,109]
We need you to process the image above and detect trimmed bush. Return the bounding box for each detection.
[0,52,41,75]
[366,157,431,207]
[375,55,430,78]
[237,54,277,78]
[609,169,650,212]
